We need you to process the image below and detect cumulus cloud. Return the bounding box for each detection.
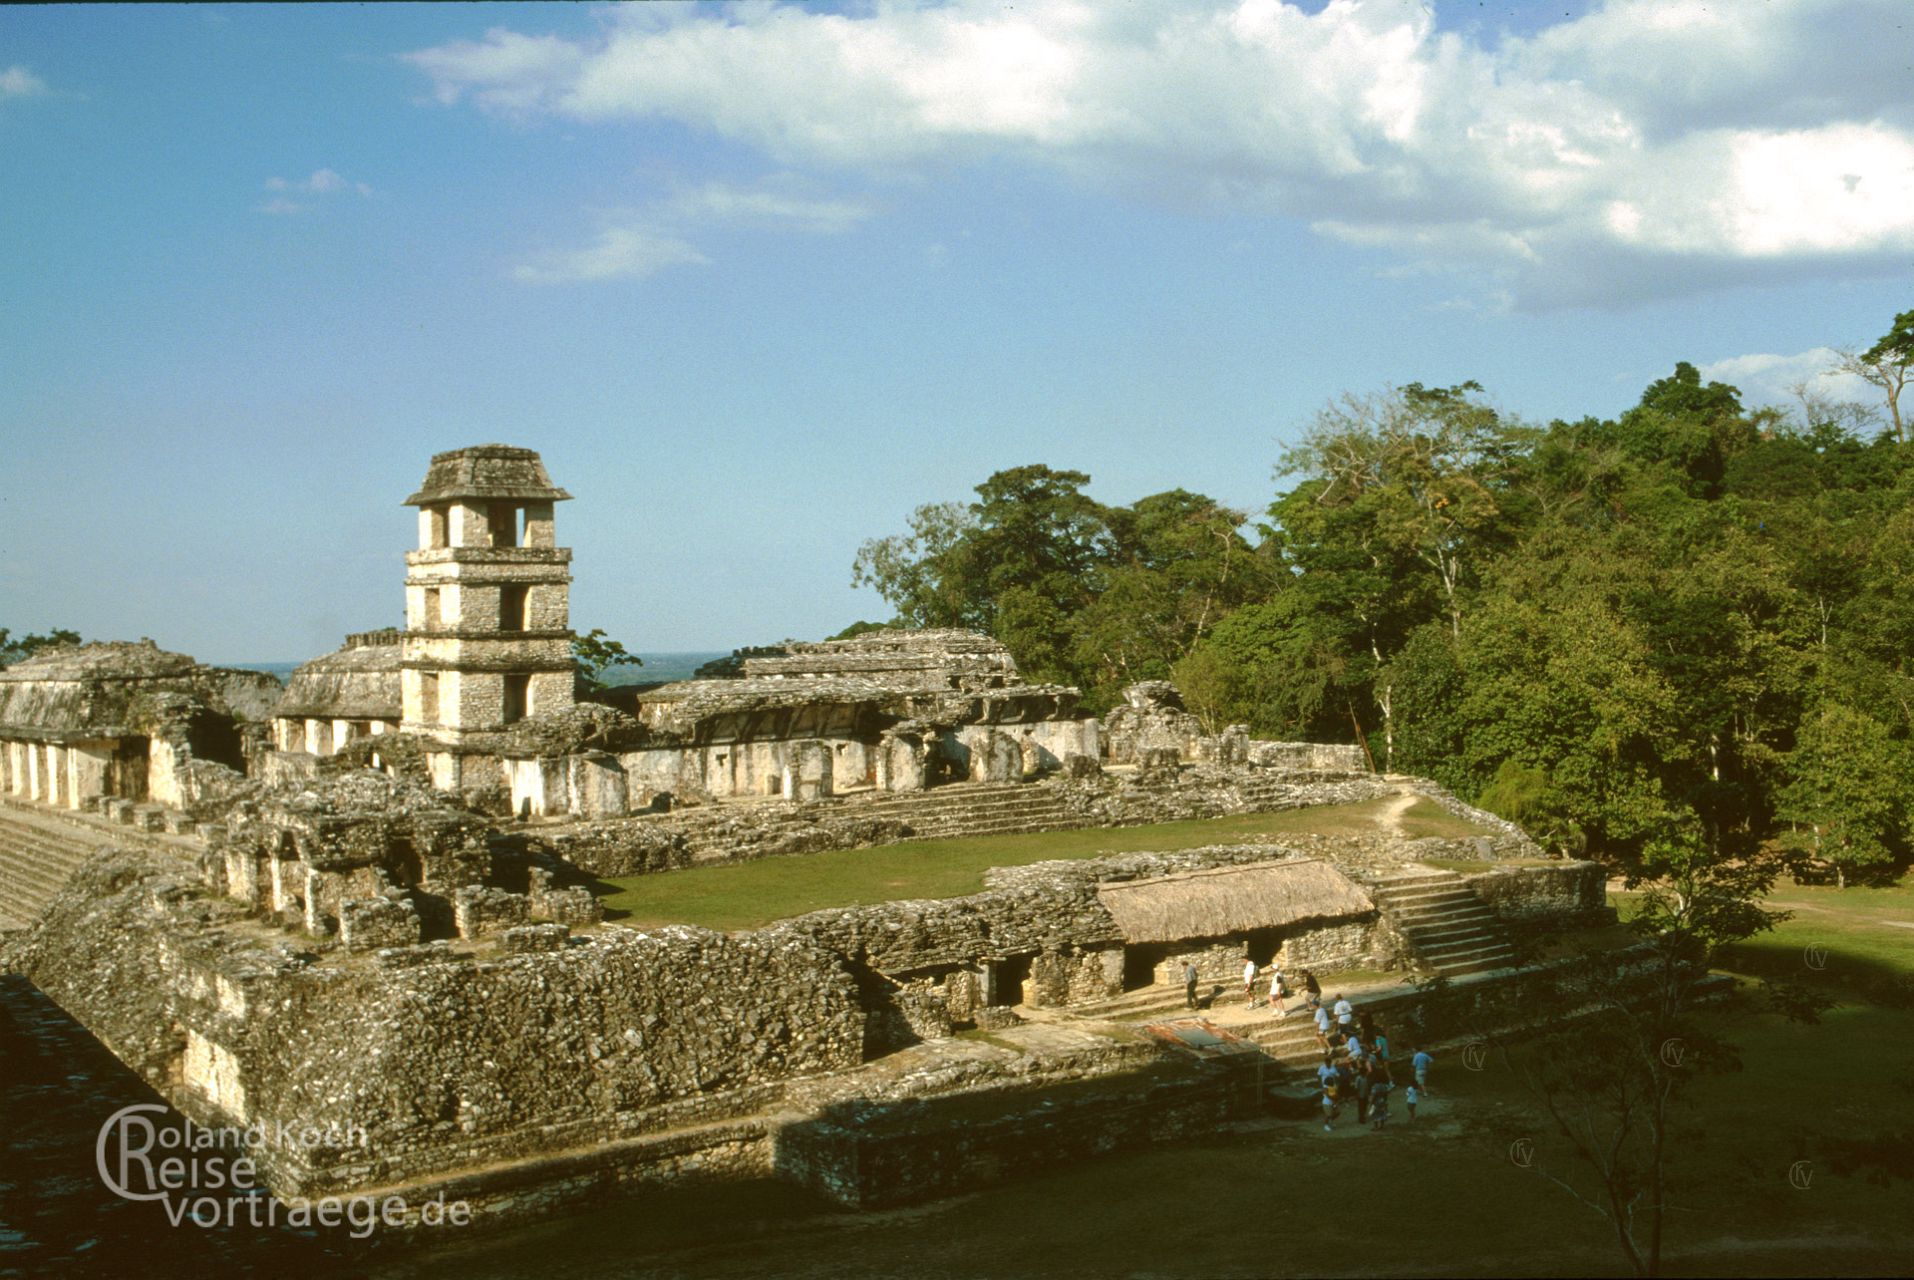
[0,64,47,99]
[258,168,375,213]
[405,0,1914,308]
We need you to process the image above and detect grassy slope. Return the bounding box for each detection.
[597,796,1496,930]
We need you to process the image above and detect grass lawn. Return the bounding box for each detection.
[1615,873,1914,1005]
[596,796,1499,931]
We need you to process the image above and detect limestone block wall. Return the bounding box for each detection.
[618,736,873,804]
[1463,861,1607,921]
[1279,919,1380,971]
[1155,941,1250,987]
[5,851,866,1201]
[1246,742,1368,772]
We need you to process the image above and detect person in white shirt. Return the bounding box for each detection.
[1268,968,1287,1018]
[1334,995,1354,1031]
[1243,959,1258,1008]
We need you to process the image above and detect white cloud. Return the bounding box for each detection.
[510,176,871,285]
[661,181,873,234]
[259,168,374,209]
[405,0,1914,308]
[0,65,46,99]
[513,226,709,284]
[1699,347,1877,408]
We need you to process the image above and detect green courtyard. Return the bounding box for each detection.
[594,795,1496,931]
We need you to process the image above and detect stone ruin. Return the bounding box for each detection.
[0,639,282,824]
[0,439,1616,1229]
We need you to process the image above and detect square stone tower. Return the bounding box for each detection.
[400,444,575,792]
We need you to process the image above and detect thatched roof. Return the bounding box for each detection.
[1095,858,1374,944]
[274,635,403,720]
[404,444,571,506]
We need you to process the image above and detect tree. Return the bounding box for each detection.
[1277,381,1528,640]
[1607,362,1756,497]
[852,466,1116,686]
[1837,307,1914,444]
[853,468,1269,704]
[572,628,641,692]
[0,627,81,669]
[1777,702,1909,887]
[828,620,895,640]
[1072,490,1274,700]
[1439,847,1796,1277]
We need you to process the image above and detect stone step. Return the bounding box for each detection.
[1417,938,1512,963]
[1373,884,1475,906]
[1399,918,1499,944]
[1391,905,1494,926]
[0,810,114,928]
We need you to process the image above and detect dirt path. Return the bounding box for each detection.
[1376,790,1419,840]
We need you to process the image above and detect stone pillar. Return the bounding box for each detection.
[876,730,925,792]
[70,743,113,808]
[783,739,834,801]
[970,730,1021,784]
[225,845,264,910]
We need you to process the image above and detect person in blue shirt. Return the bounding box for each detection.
[1412,1047,1434,1094]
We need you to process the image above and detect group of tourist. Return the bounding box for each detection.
[1213,959,1439,1135]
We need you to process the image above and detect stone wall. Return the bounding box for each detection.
[774,1066,1229,1209]
[4,849,865,1200]
[1464,861,1607,921]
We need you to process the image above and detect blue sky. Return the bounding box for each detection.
[3,1,1910,663]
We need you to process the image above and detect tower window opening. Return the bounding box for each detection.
[502,673,531,724]
[500,585,530,633]
[488,503,519,547]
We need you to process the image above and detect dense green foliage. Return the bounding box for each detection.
[851,313,1914,880]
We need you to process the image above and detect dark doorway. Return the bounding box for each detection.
[986,954,1032,1007]
[1246,928,1283,968]
[112,738,149,801]
[1123,944,1167,991]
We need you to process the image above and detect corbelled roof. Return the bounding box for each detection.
[1095,858,1374,944]
[0,641,283,740]
[274,634,404,721]
[403,444,572,506]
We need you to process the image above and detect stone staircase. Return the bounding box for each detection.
[852,783,1086,841]
[1370,869,1516,977]
[0,804,119,933]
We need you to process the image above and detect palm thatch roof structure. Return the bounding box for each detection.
[1095,858,1374,944]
